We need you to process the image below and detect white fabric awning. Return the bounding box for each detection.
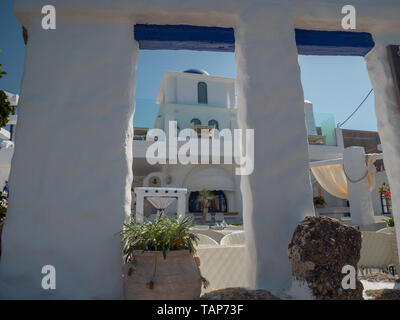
[184,168,235,192]
[310,153,379,199]
[146,196,176,210]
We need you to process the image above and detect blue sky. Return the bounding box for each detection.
[0,0,377,131]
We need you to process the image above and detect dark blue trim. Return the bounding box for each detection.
[190,118,202,126]
[134,24,374,56]
[208,120,219,130]
[197,81,208,104]
[295,29,374,56]
[189,191,228,213]
[135,24,234,52]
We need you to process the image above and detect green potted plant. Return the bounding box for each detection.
[0,50,13,128]
[313,196,325,208]
[0,189,8,256]
[120,215,207,300]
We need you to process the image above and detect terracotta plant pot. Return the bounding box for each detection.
[123,250,202,300]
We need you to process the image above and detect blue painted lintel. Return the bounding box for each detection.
[134,24,375,56]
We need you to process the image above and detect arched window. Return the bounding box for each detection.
[208,120,219,130]
[189,191,228,213]
[190,118,201,126]
[197,82,208,104]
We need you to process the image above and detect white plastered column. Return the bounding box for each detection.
[235,3,314,293]
[135,190,145,223]
[0,17,138,299]
[343,147,375,227]
[177,194,186,220]
[365,34,400,264]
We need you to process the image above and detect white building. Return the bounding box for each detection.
[130,68,355,223]
[0,71,388,224]
[132,68,242,223]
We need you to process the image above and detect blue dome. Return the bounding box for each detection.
[183,68,209,75]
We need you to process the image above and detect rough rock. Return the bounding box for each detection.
[288,216,363,299]
[200,287,279,300]
[359,273,400,283]
[365,289,400,300]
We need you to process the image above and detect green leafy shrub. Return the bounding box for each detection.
[120,216,199,263]
[0,190,8,223]
[313,196,325,206]
[0,90,12,128]
[0,50,12,128]
[387,217,394,227]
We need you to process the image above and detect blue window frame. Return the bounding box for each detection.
[190,118,201,126]
[380,193,392,215]
[208,120,219,130]
[198,82,208,104]
[189,190,228,213]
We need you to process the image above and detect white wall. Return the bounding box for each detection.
[0,17,138,299]
[173,104,233,131]
[163,74,235,108]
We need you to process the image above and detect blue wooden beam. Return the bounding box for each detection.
[295,29,374,56]
[134,24,374,56]
[134,24,234,52]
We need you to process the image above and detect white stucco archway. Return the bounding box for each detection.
[183,167,235,192]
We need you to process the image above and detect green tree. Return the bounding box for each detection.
[0,50,12,128]
[198,188,213,225]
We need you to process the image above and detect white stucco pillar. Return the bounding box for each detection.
[235,3,314,293]
[135,191,144,223]
[365,34,400,262]
[0,16,138,298]
[343,147,375,227]
[177,195,186,220]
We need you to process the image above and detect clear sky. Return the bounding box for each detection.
[0,0,377,132]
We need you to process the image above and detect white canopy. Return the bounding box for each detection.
[146,196,176,210]
[310,154,379,199]
[184,168,235,192]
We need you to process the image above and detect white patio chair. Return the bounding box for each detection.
[195,234,219,246]
[190,225,210,230]
[225,225,243,231]
[376,227,392,234]
[190,229,226,243]
[220,231,245,246]
[358,231,394,274]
